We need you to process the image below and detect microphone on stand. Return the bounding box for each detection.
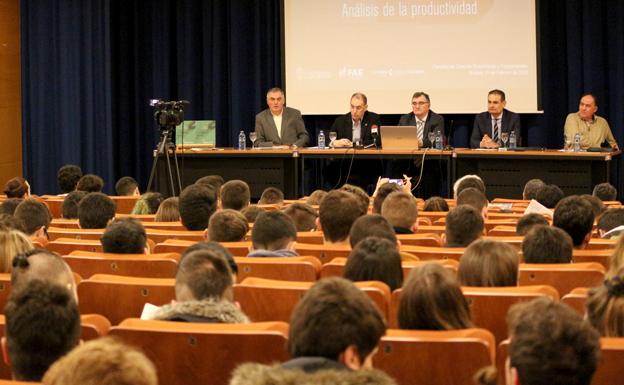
[371,125,379,149]
[444,119,455,150]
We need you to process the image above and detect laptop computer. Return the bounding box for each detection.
[380,126,420,150]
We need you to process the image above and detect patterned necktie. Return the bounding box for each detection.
[416,120,424,142]
[493,119,499,143]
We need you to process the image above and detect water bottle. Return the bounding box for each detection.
[318,130,326,149]
[238,130,246,150]
[509,131,517,149]
[573,132,581,152]
[435,130,442,149]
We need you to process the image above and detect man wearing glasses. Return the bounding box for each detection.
[470,89,521,148]
[398,91,445,148]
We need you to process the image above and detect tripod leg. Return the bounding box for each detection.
[146,135,167,192]
[163,141,176,197]
[172,147,183,195]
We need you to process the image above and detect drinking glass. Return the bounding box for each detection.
[329,131,337,148]
[249,132,257,149]
[564,134,571,151]
[500,132,509,148]
[427,131,436,148]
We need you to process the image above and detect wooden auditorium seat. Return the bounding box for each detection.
[294,243,351,264]
[573,249,612,269]
[109,196,140,214]
[482,235,524,250]
[321,258,456,281]
[414,225,446,235]
[487,225,517,236]
[46,238,103,255]
[561,287,589,315]
[585,238,617,250]
[46,227,104,241]
[234,256,321,282]
[63,253,179,279]
[145,228,205,244]
[49,218,80,228]
[518,262,605,296]
[153,239,195,254]
[294,231,324,245]
[396,233,443,247]
[43,198,64,218]
[140,221,187,231]
[399,245,466,261]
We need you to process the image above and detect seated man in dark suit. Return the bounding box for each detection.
[398,91,444,148]
[254,87,309,148]
[470,89,521,148]
[330,93,381,148]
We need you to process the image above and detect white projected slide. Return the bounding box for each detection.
[284,0,538,114]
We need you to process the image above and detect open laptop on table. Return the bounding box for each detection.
[379,126,420,150]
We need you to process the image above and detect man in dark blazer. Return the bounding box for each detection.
[470,89,521,148]
[254,87,309,147]
[330,93,381,148]
[398,91,445,148]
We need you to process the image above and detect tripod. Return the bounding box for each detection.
[146,127,182,196]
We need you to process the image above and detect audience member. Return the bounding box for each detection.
[381,191,418,234]
[100,218,148,254]
[372,182,402,214]
[76,174,104,193]
[0,228,33,273]
[581,194,606,218]
[11,249,78,300]
[182,241,238,282]
[248,211,298,257]
[195,175,225,191]
[178,184,217,231]
[535,184,564,209]
[398,263,473,330]
[305,189,327,206]
[221,180,250,211]
[458,239,518,287]
[154,197,180,222]
[0,214,25,232]
[456,187,488,217]
[318,190,366,245]
[77,192,116,229]
[423,196,449,212]
[131,192,163,215]
[515,213,549,236]
[4,177,30,199]
[344,237,403,291]
[349,214,398,248]
[454,175,485,198]
[206,209,249,242]
[593,182,617,202]
[283,203,317,232]
[56,164,82,194]
[586,268,624,337]
[115,176,140,196]
[0,198,23,216]
[522,178,545,200]
[522,225,573,264]
[61,190,86,219]
[241,205,264,223]
[609,237,624,278]
[444,205,484,247]
[258,187,284,205]
[597,208,624,239]
[340,184,370,214]
[553,195,595,249]
[14,199,52,238]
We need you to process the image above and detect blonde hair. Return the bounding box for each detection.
[155,197,180,222]
[586,268,624,337]
[0,229,34,272]
[608,236,624,278]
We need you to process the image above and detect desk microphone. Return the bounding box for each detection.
[444,119,455,150]
[371,125,379,149]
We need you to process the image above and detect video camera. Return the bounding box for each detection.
[150,99,190,129]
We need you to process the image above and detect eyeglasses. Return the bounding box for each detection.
[412,101,429,106]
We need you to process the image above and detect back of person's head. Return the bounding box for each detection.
[42,337,158,385]
[399,263,473,330]
[597,208,624,236]
[445,205,484,247]
[5,279,81,381]
[516,213,549,236]
[4,177,29,199]
[0,198,23,216]
[423,196,449,212]
[522,225,573,264]
[0,214,25,232]
[553,195,595,248]
[241,205,265,223]
[593,182,617,202]
[251,211,297,251]
[340,184,370,214]
[381,191,418,230]
[178,184,217,231]
[456,176,486,198]
[220,180,250,211]
[372,182,402,214]
[349,214,397,248]
[453,174,484,199]
[207,209,248,242]
[182,241,238,279]
[319,190,366,243]
[195,175,225,195]
[456,187,488,214]
[344,237,402,291]
[76,174,104,193]
[0,228,33,273]
[115,176,139,196]
[535,184,564,209]
[11,249,77,299]
[131,192,163,215]
[62,190,87,219]
[458,239,519,287]
[282,203,317,232]
[175,250,234,302]
[78,192,116,229]
[57,164,82,194]
[581,194,605,218]
[507,297,600,385]
[523,178,545,200]
[101,218,147,254]
[288,277,385,367]
[258,187,284,205]
[586,268,624,337]
[14,199,52,236]
[154,197,179,222]
[306,189,327,206]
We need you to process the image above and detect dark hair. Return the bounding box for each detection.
[178,184,217,231]
[553,195,595,247]
[516,213,549,236]
[523,179,545,200]
[593,182,617,202]
[349,214,397,248]
[258,187,284,205]
[535,184,564,209]
[175,250,233,301]
[581,194,605,217]
[62,191,87,219]
[154,197,179,222]
[241,205,265,223]
[456,177,486,197]
[115,176,138,196]
[76,174,104,193]
[372,183,402,214]
[4,177,29,199]
[195,175,225,197]
[77,193,116,229]
[0,214,25,232]
[207,209,249,242]
[288,277,385,362]
[586,269,624,337]
[57,165,82,194]
[423,196,449,212]
[283,203,317,232]
[132,192,163,215]
[399,263,473,330]
[456,187,488,214]
[0,198,23,216]
[344,237,402,291]
[220,180,250,211]
[522,225,573,264]
[14,199,52,236]
[488,89,506,101]
[306,189,327,206]
[339,184,370,215]
[251,211,297,250]
[597,208,624,234]
[5,279,80,381]
[101,218,147,254]
[411,91,431,103]
[458,239,519,287]
[445,205,484,247]
[319,190,367,243]
[508,297,600,385]
[182,241,238,275]
[581,93,598,107]
[381,191,418,230]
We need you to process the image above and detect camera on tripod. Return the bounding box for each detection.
[150,99,189,129]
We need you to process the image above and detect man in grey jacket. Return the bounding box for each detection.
[254,87,309,148]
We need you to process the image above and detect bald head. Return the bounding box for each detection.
[11,249,77,302]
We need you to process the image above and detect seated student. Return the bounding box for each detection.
[458,239,519,287]
[372,182,403,214]
[4,177,30,199]
[195,175,225,191]
[444,205,484,247]
[115,176,140,196]
[154,197,180,222]
[0,214,25,232]
[14,198,52,239]
[586,268,624,337]
[349,214,398,249]
[258,187,284,206]
[453,174,485,199]
[581,194,606,218]
[11,248,78,301]
[100,218,148,254]
[248,211,298,257]
[340,184,371,215]
[381,191,418,234]
[221,180,250,211]
[522,225,573,264]
[283,203,317,232]
[344,237,403,291]
[56,164,82,195]
[230,277,392,382]
[553,195,595,250]
[0,228,33,273]
[398,263,474,330]
[305,189,327,206]
[0,198,23,216]
[179,184,217,231]
[131,192,163,215]
[456,187,488,218]
[597,208,624,239]
[241,205,265,223]
[535,184,564,209]
[183,241,239,282]
[206,209,249,242]
[77,192,116,229]
[153,250,249,323]
[76,174,104,193]
[4,279,81,382]
[62,190,87,219]
[522,179,545,200]
[317,190,367,246]
[593,182,617,202]
[423,196,449,212]
[42,337,158,385]
[516,213,549,236]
